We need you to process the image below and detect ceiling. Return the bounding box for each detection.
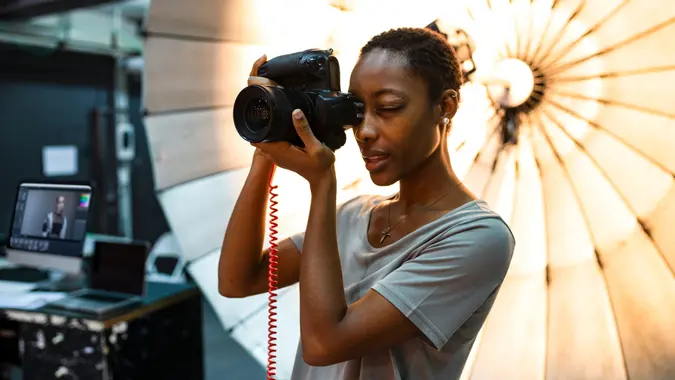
[95,0,148,22]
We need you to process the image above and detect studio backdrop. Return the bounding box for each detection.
[142,0,675,379]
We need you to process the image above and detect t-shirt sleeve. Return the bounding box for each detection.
[371,217,515,350]
[289,230,305,252]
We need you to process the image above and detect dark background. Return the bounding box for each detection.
[0,41,169,246]
[0,40,266,380]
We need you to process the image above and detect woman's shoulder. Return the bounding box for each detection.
[333,193,387,230]
[441,200,515,243]
[433,200,516,267]
[337,193,389,213]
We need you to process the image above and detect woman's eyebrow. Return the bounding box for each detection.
[348,88,407,100]
[373,88,407,99]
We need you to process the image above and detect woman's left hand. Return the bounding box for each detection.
[252,109,336,186]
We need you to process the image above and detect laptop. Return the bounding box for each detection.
[47,240,150,316]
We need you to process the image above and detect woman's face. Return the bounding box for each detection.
[55,196,65,213]
[348,49,446,186]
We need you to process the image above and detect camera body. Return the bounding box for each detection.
[233,49,363,151]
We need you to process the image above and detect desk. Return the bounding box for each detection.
[2,281,203,380]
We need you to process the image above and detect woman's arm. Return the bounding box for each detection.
[60,218,67,239]
[299,190,514,366]
[219,54,302,298]
[41,214,50,237]
[299,168,347,349]
[218,152,301,298]
[298,170,422,366]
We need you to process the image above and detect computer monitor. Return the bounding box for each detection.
[6,182,92,274]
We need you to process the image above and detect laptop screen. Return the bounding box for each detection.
[90,241,149,296]
[8,182,92,257]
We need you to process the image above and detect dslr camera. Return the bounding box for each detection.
[233,49,363,151]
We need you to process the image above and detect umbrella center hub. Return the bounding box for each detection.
[487,58,535,108]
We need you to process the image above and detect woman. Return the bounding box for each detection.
[41,195,67,239]
[219,27,515,380]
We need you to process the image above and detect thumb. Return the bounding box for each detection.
[292,109,321,152]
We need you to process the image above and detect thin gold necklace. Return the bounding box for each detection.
[379,192,449,244]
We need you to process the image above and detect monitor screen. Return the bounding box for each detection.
[90,241,149,296]
[8,183,92,258]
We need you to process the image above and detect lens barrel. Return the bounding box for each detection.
[233,85,312,145]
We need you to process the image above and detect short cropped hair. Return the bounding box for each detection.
[360,27,463,102]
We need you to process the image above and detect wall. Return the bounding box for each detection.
[127,75,171,243]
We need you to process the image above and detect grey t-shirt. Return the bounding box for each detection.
[288,194,515,380]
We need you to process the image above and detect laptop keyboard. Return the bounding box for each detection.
[80,293,128,303]
[59,298,112,309]
[51,292,135,312]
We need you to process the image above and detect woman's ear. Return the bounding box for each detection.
[439,89,459,121]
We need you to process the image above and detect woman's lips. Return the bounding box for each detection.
[363,155,390,172]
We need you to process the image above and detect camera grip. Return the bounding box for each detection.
[257,51,309,79]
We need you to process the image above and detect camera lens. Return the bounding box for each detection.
[233,84,313,145]
[244,98,271,133]
[233,85,278,143]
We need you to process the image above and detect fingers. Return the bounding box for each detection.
[248,54,279,86]
[253,147,270,159]
[248,76,277,87]
[249,54,267,76]
[252,141,306,168]
[292,109,322,152]
[251,142,296,161]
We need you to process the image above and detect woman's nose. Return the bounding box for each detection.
[353,117,377,143]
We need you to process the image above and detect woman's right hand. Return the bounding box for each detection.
[248,54,277,167]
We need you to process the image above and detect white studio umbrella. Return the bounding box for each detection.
[142,0,675,379]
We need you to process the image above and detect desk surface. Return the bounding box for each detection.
[3,281,199,328]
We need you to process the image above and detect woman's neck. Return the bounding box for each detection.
[396,140,474,210]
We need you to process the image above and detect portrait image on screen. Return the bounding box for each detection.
[19,189,85,240]
[7,182,93,273]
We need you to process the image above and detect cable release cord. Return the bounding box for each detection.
[267,163,279,380]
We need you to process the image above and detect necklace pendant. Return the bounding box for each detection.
[379,229,391,244]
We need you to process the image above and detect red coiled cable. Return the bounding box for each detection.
[267,164,279,380]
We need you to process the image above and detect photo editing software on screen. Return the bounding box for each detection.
[9,184,92,256]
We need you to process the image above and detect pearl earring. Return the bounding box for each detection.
[442,117,450,126]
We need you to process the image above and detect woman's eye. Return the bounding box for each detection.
[378,106,403,113]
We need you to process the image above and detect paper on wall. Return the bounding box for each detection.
[42,145,78,177]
